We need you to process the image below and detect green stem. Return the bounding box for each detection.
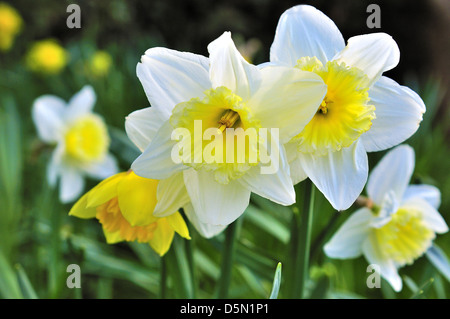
[160,256,167,299]
[295,180,315,299]
[217,219,240,299]
[185,227,197,298]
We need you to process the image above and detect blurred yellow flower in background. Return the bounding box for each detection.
[88,50,112,77]
[0,2,22,51]
[26,39,68,74]
[69,170,191,256]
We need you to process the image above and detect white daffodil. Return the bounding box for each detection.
[32,86,118,203]
[127,32,327,227]
[324,145,448,292]
[125,107,227,238]
[269,5,425,210]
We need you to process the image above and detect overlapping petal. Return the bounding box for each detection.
[248,65,326,143]
[183,169,251,226]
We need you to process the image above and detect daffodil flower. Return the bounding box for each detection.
[125,107,227,238]
[69,170,191,256]
[324,145,448,291]
[270,5,425,210]
[127,32,327,226]
[32,86,118,203]
[26,39,69,75]
[0,2,22,51]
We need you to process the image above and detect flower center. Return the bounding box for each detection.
[64,114,109,163]
[374,208,435,267]
[170,86,261,184]
[291,56,375,156]
[96,197,158,243]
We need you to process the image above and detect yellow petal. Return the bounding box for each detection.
[86,172,127,208]
[69,191,96,219]
[167,212,191,239]
[102,228,124,244]
[116,171,159,227]
[149,218,175,256]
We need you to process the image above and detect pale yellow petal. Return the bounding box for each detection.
[86,172,127,208]
[167,212,191,239]
[117,171,159,227]
[102,228,124,244]
[149,218,175,256]
[68,191,96,219]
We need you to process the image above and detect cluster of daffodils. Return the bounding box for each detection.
[32,4,448,285]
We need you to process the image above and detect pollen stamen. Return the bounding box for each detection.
[218,109,240,132]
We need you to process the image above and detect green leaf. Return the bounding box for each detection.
[15,264,38,299]
[410,278,434,299]
[0,250,22,299]
[269,262,282,299]
[244,205,289,244]
[426,245,450,282]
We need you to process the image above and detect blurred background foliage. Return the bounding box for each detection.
[0,0,449,299]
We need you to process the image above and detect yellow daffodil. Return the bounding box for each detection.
[270,5,425,210]
[32,86,118,203]
[324,145,448,291]
[26,39,68,74]
[88,50,112,77]
[127,31,327,227]
[69,170,190,256]
[0,2,22,51]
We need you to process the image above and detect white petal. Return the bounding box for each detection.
[284,142,307,185]
[248,65,326,143]
[131,120,186,180]
[270,4,345,66]
[153,172,191,217]
[66,85,96,119]
[362,77,425,152]
[289,157,307,185]
[207,32,261,101]
[125,107,165,152]
[32,95,66,143]
[238,143,295,206]
[83,153,118,180]
[299,141,368,210]
[367,144,414,205]
[137,48,211,119]
[362,234,402,292]
[59,167,85,203]
[324,208,372,259]
[401,197,448,234]
[333,33,400,86]
[183,203,227,238]
[183,169,251,226]
[47,144,64,186]
[403,184,441,209]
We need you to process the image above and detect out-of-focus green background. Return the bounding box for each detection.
[0,0,449,299]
